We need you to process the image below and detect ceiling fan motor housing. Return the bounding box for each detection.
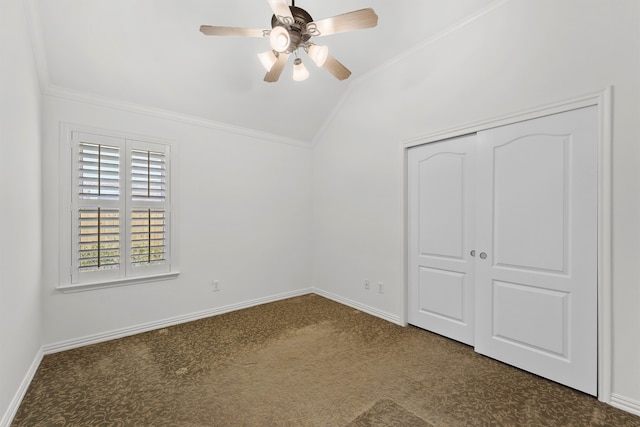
[271,6,313,53]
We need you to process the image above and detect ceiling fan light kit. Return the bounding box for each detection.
[292,58,310,81]
[306,43,328,67]
[269,26,291,52]
[200,0,378,83]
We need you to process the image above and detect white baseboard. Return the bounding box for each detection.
[43,287,401,355]
[8,291,640,423]
[610,393,640,417]
[0,291,395,427]
[43,288,314,354]
[1,348,43,427]
[312,288,402,325]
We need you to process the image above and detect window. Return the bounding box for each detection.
[61,128,177,290]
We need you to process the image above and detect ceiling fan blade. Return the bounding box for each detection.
[310,8,378,37]
[322,54,352,80]
[267,0,294,25]
[200,25,266,37]
[264,52,290,82]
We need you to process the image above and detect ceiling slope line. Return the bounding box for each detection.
[23,0,50,91]
[310,0,511,147]
[355,0,510,85]
[309,82,356,147]
[41,84,312,149]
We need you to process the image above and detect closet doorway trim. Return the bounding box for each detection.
[400,87,612,403]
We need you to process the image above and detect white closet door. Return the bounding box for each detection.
[474,106,598,395]
[408,134,476,345]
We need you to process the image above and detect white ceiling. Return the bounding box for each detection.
[31,0,495,142]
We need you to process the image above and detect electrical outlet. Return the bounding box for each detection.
[378,282,384,294]
[212,280,220,292]
[364,280,370,290]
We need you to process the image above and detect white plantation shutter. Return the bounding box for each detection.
[69,131,172,286]
[78,143,120,200]
[127,141,171,276]
[131,209,166,266]
[131,149,166,201]
[78,208,120,271]
[72,133,125,283]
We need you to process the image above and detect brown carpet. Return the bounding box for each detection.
[12,294,640,426]
[346,399,433,426]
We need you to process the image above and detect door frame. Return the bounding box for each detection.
[400,87,613,402]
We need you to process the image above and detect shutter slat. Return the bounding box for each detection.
[78,207,121,272]
[130,149,166,202]
[78,142,120,200]
[130,208,166,267]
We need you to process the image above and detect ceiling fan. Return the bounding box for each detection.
[200,0,378,82]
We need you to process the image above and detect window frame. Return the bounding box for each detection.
[58,124,179,292]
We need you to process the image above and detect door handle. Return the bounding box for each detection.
[470,250,476,257]
[479,252,487,259]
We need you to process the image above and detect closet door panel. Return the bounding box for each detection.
[492,135,567,273]
[474,106,598,396]
[408,134,476,345]
[417,153,465,260]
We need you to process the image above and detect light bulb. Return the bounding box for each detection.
[269,26,290,53]
[258,50,278,71]
[293,58,309,81]
[307,44,328,67]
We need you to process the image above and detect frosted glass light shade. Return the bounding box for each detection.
[292,58,309,81]
[269,26,290,53]
[258,50,278,71]
[307,44,328,67]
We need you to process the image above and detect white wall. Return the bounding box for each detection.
[0,1,43,424]
[313,0,640,407]
[41,96,313,346]
[5,0,640,421]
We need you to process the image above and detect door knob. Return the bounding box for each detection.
[470,250,476,257]
[479,252,487,259]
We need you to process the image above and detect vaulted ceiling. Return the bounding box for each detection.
[29,0,496,143]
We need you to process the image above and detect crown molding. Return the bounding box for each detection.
[23,0,311,149]
[357,0,510,86]
[310,0,510,147]
[24,0,509,150]
[42,85,312,148]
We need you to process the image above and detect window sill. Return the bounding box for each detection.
[57,272,180,293]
